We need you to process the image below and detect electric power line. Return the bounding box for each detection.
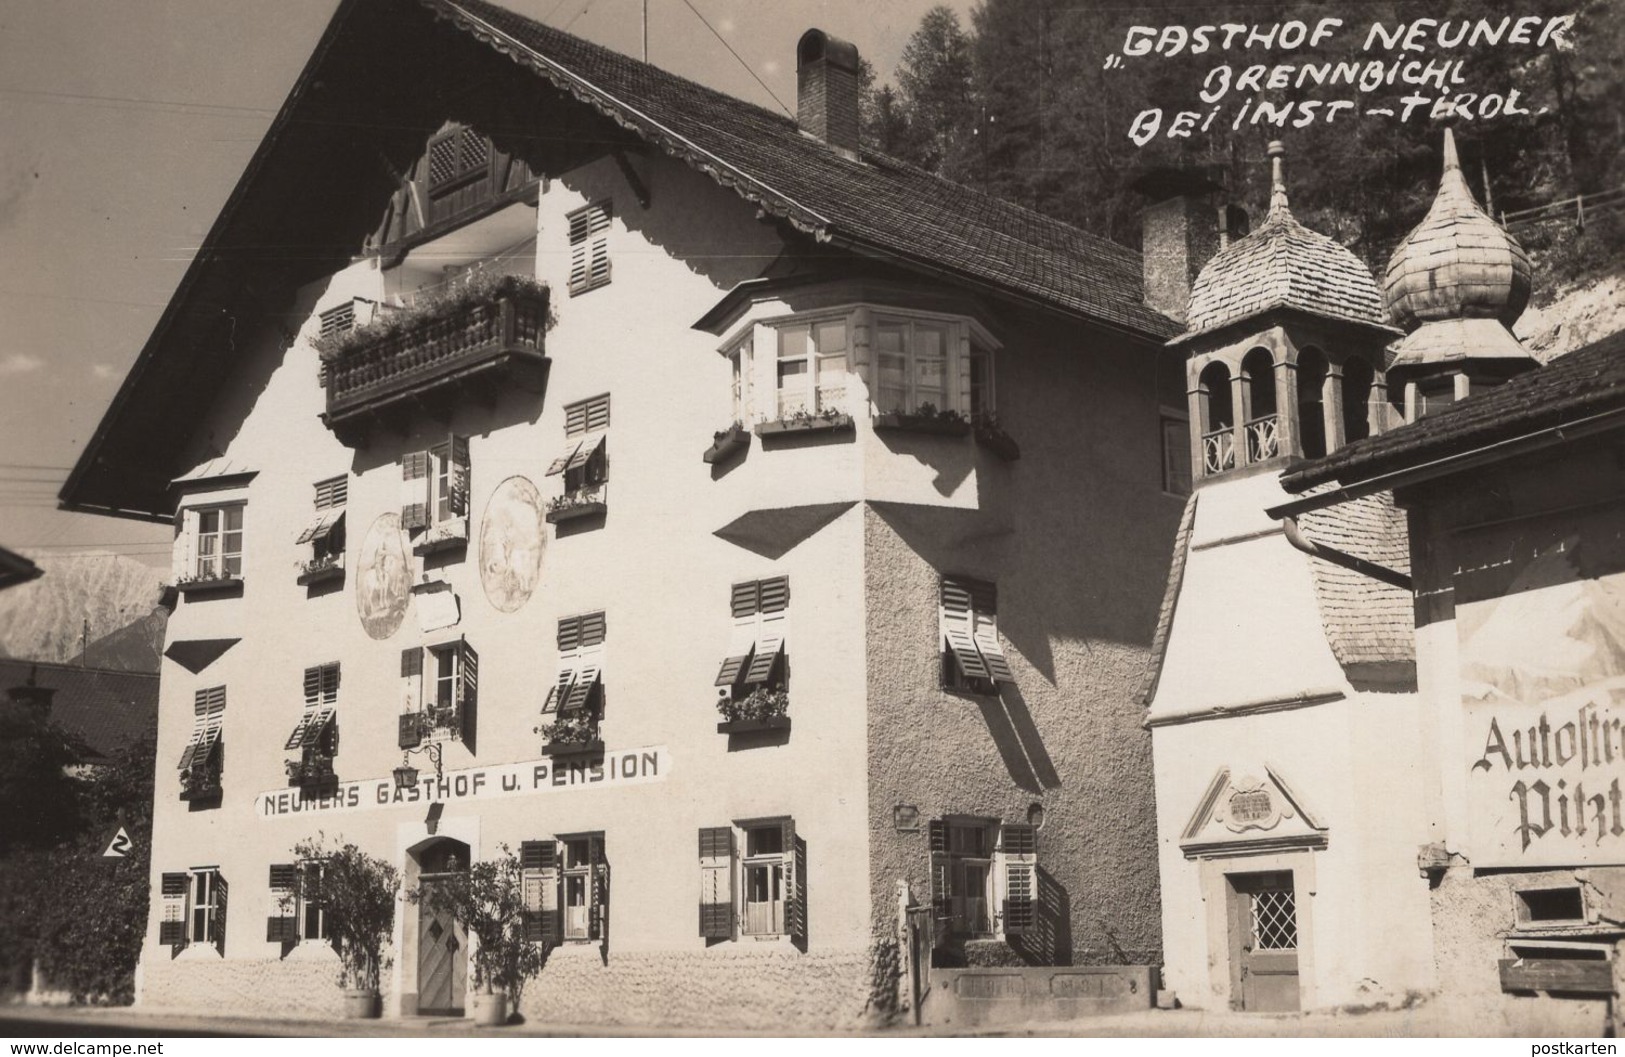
[677,0,792,118]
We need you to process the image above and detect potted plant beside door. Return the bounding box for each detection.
[292,836,400,1019]
[410,845,543,1027]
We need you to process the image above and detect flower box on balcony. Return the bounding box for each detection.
[296,556,344,587]
[873,411,972,437]
[974,426,1021,462]
[716,716,792,735]
[756,412,853,438]
[411,517,469,556]
[703,423,750,464]
[286,756,336,789]
[542,738,605,759]
[545,491,606,525]
[179,770,222,803]
[320,275,551,444]
[176,575,244,598]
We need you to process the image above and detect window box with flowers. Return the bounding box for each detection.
[545,486,607,525]
[411,515,469,557]
[296,552,345,587]
[873,403,972,437]
[974,417,1021,461]
[538,713,603,759]
[755,408,853,438]
[285,752,337,791]
[703,421,750,465]
[715,686,791,735]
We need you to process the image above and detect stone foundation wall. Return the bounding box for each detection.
[139,954,347,1021]
[516,944,878,1030]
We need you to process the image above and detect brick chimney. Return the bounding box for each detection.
[797,29,861,161]
[1133,169,1232,325]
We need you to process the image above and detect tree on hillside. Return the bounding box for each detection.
[893,6,978,176]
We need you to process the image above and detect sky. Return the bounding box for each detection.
[0,0,976,569]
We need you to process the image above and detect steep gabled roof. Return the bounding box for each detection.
[61,0,1175,521]
[0,659,158,762]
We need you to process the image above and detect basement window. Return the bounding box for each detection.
[1514,886,1586,926]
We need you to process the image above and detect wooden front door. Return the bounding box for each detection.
[1227,870,1300,1012]
[417,875,466,1016]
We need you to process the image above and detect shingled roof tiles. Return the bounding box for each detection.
[1137,491,1198,706]
[1286,329,1625,490]
[0,659,158,762]
[424,0,1178,338]
[1179,208,1387,339]
[1298,490,1415,668]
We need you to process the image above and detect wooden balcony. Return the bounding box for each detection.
[322,288,549,444]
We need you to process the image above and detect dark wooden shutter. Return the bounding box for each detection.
[213,873,228,956]
[267,862,298,947]
[159,872,189,948]
[400,451,430,530]
[158,920,187,947]
[400,647,422,678]
[398,712,422,750]
[303,666,322,708]
[698,827,734,939]
[458,638,478,754]
[447,435,470,517]
[579,611,606,648]
[557,616,582,653]
[730,580,761,618]
[537,841,562,945]
[789,828,808,951]
[758,576,789,613]
[519,840,550,943]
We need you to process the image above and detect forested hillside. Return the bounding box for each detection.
[862,0,1623,279]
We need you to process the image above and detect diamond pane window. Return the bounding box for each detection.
[1252,889,1298,951]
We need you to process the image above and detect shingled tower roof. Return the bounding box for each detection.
[1382,129,1536,370]
[1176,142,1387,343]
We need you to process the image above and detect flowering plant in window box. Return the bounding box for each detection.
[313,272,553,364]
[179,760,222,802]
[175,571,244,596]
[973,415,1021,461]
[716,686,791,734]
[544,486,606,525]
[538,713,603,757]
[285,751,337,791]
[755,407,853,437]
[296,552,344,586]
[703,421,750,464]
[873,403,973,437]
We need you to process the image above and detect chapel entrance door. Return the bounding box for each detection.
[1227,870,1300,1012]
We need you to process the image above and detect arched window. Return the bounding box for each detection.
[1241,348,1278,462]
[1297,348,1329,459]
[1343,359,1374,443]
[1198,361,1235,476]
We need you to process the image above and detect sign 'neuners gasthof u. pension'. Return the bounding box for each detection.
[254,747,669,818]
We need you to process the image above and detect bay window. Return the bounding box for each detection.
[875,317,947,415]
[776,319,848,416]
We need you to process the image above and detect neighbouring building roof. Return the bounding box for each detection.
[68,610,167,674]
[1297,490,1415,672]
[1136,491,1197,706]
[0,659,158,762]
[0,546,42,591]
[59,0,1178,521]
[1176,143,1389,343]
[1284,329,1625,492]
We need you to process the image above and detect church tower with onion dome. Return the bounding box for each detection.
[1382,128,1538,420]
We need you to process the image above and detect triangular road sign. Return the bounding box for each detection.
[102,827,133,858]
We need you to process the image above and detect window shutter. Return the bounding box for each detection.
[730,580,761,618]
[758,576,789,613]
[926,821,950,935]
[303,666,322,709]
[520,840,557,944]
[743,612,786,686]
[557,616,583,653]
[566,433,604,474]
[698,827,734,939]
[285,710,316,752]
[539,841,563,945]
[313,476,347,510]
[172,509,198,586]
[999,824,1037,938]
[398,712,423,750]
[447,435,470,517]
[268,863,298,891]
[569,202,612,295]
[714,617,756,688]
[179,687,226,771]
[400,647,422,678]
[786,822,808,950]
[562,642,603,714]
[589,204,611,289]
[400,451,430,530]
[159,872,188,948]
[973,618,1015,684]
[588,837,607,942]
[266,865,298,945]
[941,578,990,681]
[564,395,611,438]
[579,611,606,648]
[213,873,229,956]
[458,638,478,753]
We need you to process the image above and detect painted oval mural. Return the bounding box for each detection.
[355,512,411,639]
[479,475,546,613]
